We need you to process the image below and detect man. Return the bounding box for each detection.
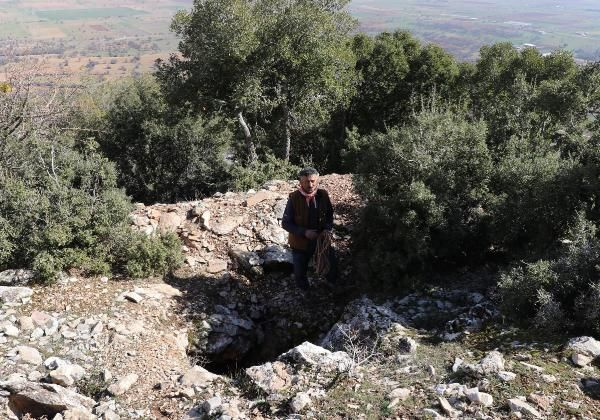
[282,167,337,290]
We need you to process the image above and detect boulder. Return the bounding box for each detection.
[321,297,405,351]
[508,398,542,418]
[567,336,600,361]
[290,392,312,413]
[107,373,138,396]
[0,286,33,304]
[244,190,279,207]
[260,245,293,271]
[210,216,245,236]
[478,351,505,374]
[465,387,493,407]
[0,269,35,286]
[158,212,182,233]
[245,361,293,394]
[1,380,95,418]
[197,306,258,364]
[280,341,353,373]
[206,259,228,274]
[14,345,43,365]
[179,366,221,388]
[49,364,86,387]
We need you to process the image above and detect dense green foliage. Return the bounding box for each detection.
[97,76,232,204]
[0,85,182,282]
[352,109,491,283]
[156,0,356,167]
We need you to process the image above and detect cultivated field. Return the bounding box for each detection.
[0,0,191,83]
[350,0,600,61]
[1,0,599,85]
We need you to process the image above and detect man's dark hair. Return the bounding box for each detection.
[298,167,319,179]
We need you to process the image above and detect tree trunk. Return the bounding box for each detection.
[237,110,257,164]
[282,101,291,162]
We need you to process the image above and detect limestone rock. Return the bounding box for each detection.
[158,212,182,233]
[465,387,493,407]
[527,393,551,411]
[245,361,293,394]
[179,366,221,388]
[123,292,143,304]
[206,259,228,274]
[211,216,245,236]
[572,353,594,367]
[567,336,600,358]
[0,380,95,418]
[0,286,33,304]
[478,351,505,374]
[290,392,312,413]
[0,269,35,286]
[0,321,19,337]
[50,364,86,387]
[260,245,293,270]
[107,373,138,396]
[321,297,404,351]
[202,396,222,416]
[438,396,460,417]
[280,341,353,372]
[62,407,97,420]
[245,190,278,207]
[14,345,43,365]
[19,316,34,331]
[388,388,411,401]
[497,371,517,382]
[508,398,542,418]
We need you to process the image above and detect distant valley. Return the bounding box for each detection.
[0,0,598,83]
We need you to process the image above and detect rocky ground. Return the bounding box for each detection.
[1,174,600,419]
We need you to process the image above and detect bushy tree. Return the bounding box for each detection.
[156,0,356,164]
[499,214,600,334]
[98,76,232,204]
[351,108,491,286]
[349,31,459,133]
[0,75,182,282]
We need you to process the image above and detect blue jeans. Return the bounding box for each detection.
[292,241,338,289]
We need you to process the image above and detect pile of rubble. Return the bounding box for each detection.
[129,175,356,277]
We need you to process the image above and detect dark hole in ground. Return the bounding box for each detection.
[196,287,356,376]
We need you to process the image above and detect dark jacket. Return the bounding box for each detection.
[282,188,333,250]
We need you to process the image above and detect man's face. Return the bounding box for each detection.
[300,174,319,193]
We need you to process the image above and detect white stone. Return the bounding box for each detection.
[107,373,138,396]
[290,392,312,413]
[179,366,220,387]
[202,396,222,416]
[452,357,463,373]
[388,388,411,401]
[124,292,143,304]
[466,388,493,407]
[567,336,600,358]
[508,398,542,418]
[15,345,42,365]
[572,353,594,367]
[478,351,505,374]
[497,371,517,382]
[45,356,68,370]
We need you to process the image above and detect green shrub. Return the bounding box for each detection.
[98,75,233,204]
[228,154,299,191]
[352,109,491,286]
[123,233,183,278]
[499,213,600,334]
[0,131,182,282]
[488,134,580,257]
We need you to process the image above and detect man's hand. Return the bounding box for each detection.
[305,229,319,240]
